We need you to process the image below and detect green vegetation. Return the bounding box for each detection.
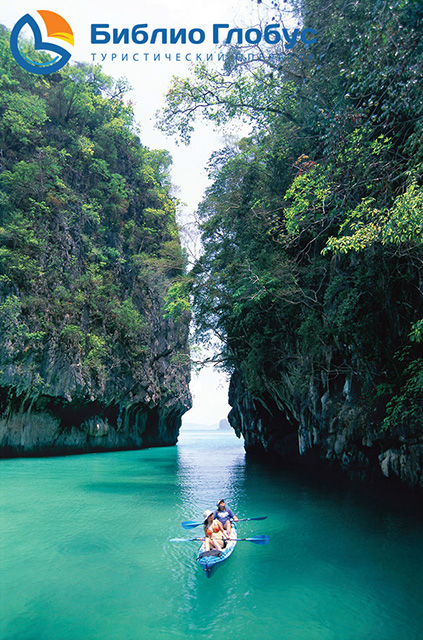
[0,25,189,395]
[159,0,423,436]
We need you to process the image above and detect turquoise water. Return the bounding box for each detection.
[1,425,423,640]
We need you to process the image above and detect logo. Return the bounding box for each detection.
[10,10,74,75]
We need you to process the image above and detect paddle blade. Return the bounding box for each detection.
[247,535,270,545]
[170,538,189,542]
[237,516,268,522]
[170,537,203,543]
[182,521,202,529]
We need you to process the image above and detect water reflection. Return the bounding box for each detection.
[176,425,246,517]
[164,425,246,608]
[171,426,423,640]
[3,428,423,640]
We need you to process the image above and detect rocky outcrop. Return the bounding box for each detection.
[0,48,193,457]
[228,371,299,458]
[378,443,423,488]
[0,314,191,457]
[228,369,423,491]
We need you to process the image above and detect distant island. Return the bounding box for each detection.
[218,419,231,432]
[181,419,233,432]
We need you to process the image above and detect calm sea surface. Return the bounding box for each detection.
[1,425,423,640]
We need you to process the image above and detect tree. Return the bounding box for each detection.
[0,26,190,401]
[158,0,423,437]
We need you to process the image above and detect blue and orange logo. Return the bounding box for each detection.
[10,10,74,75]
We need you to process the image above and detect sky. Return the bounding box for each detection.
[0,0,288,426]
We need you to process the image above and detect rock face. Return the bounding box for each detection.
[0,50,192,457]
[228,369,423,491]
[0,316,191,457]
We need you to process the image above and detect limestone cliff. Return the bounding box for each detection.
[0,308,191,456]
[229,368,423,491]
[0,46,191,456]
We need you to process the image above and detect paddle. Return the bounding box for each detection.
[181,516,267,530]
[170,538,206,542]
[236,516,268,522]
[171,535,270,545]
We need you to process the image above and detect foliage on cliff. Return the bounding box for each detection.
[159,0,423,436]
[0,25,189,400]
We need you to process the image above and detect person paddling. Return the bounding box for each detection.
[213,499,238,535]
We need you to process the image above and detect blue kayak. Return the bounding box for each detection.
[197,523,237,578]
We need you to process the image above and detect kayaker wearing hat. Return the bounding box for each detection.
[203,509,229,553]
[213,499,238,535]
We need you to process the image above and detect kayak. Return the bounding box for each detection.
[197,522,237,578]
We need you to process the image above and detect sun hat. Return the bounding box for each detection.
[203,509,213,521]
